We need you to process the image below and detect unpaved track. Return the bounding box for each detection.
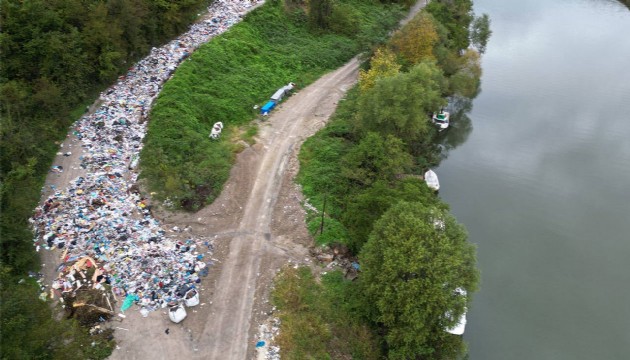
[202,58,360,360]
[109,58,360,360]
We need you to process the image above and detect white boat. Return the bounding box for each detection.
[424,169,440,191]
[432,110,450,131]
[445,288,467,335]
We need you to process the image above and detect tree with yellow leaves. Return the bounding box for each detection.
[390,12,439,65]
[358,48,401,92]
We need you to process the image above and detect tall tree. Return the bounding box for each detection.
[390,12,439,65]
[359,201,479,359]
[471,13,492,54]
[341,132,413,188]
[354,61,447,150]
[342,178,443,253]
[308,0,333,29]
[359,47,401,91]
[425,0,474,51]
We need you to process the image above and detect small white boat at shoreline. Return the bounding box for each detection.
[424,169,440,191]
[445,288,467,335]
[432,110,450,131]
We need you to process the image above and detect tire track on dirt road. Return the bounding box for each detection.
[200,57,360,360]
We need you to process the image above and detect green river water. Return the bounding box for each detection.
[436,0,630,358]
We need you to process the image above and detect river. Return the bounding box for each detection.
[436,0,630,358]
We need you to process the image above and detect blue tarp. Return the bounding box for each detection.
[121,294,139,311]
[261,101,276,114]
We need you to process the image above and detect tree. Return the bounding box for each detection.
[390,12,439,65]
[359,201,479,359]
[355,61,447,150]
[341,132,413,188]
[425,0,474,51]
[359,47,401,91]
[308,0,333,30]
[471,14,492,54]
[342,178,444,253]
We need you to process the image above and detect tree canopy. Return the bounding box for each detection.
[342,178,444,253]
[390,12,439,65]
[341,132,413,188]
[359,47,401,91]
[359,201,479,359]
[471,13,492,54]
[355,61,446,148]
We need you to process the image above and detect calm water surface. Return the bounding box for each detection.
[437,0,630,358]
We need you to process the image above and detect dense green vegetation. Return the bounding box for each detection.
[275,0,489,358]
[1,0,209,357]
[360,202,479,359]
[272,266,380,359]
[141,0,405,210]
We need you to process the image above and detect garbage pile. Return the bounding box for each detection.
[311,245,360,280]
[256,317,281,360]
[31,0,263,317]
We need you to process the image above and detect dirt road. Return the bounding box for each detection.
[109,58,360,360]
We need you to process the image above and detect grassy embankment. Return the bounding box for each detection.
[140,0,405,210]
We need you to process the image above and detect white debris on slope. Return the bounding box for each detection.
[256,316,281,360]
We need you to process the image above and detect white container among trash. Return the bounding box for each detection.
[184,288,200,307]
[168,304,187,323]
[209,122,224,139]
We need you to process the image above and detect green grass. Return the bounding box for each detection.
[240,123,259,145]
[272,266,381,359]
[141,0,404,210]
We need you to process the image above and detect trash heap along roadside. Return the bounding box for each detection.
[30,0,263,319]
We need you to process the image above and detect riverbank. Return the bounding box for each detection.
[273,0,486,357]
